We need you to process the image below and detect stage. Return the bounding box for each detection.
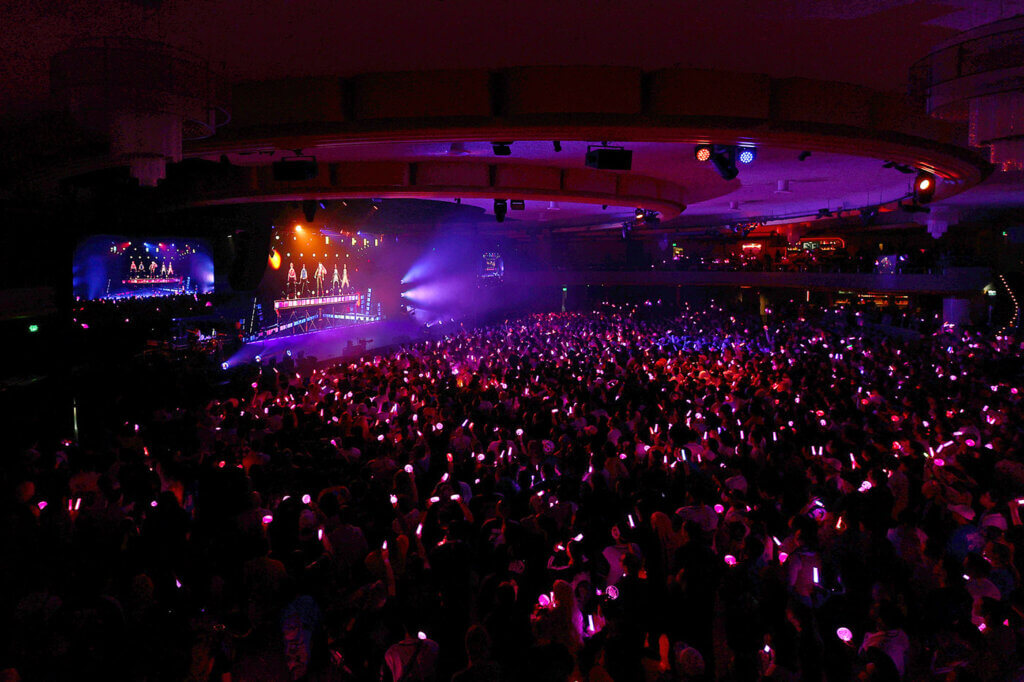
[245,288,383,340]
[231,317,424,367]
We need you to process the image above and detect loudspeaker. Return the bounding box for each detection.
[585,148,632,171]
[272,158,318,182]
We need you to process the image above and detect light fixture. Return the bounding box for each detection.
[915,171,936,203]
[635,207,645,221]
[553,141,562,152]
[883,161,916,174]
[492,142,513,156]
[694,145,713,162]
[708,145,739,180]
[494,199,508,223]
[737,147,757,164]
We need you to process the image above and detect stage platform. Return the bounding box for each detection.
[232,317,424,368]
[274,292,361,311]
[123,277,182,285]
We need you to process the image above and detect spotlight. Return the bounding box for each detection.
[492,141,513,156]
[860,206,879,226]
[883,161,916,174]
[494,199,508,223]
[221,362,228,370]
[737,147,757,164]
[798,151,812,161]
[286,350,292,357]
[694,145,713,162]
[553,141,562,152]
[635,207,645,221]
[708,145,739,180]
[914,171,936,204]
[318,201,326,209]
[255,355,261,363]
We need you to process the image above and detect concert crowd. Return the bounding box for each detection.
[3,304,1024,681]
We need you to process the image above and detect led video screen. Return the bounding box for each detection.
[73,235,214,300]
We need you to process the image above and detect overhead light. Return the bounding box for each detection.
[510,199,525,210]
[914,171,936,203]
[798,151,812,161]
[585,144,632,170]
[883,161,916,174]
[737,147,757,164]
[635,207,645,221]
[708,145,739,180]
[860,206,879,226]
[694,145,713,162]
[494,199,508,222]
[492,142,513,156]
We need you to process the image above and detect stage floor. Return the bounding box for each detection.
[230,317,424,367]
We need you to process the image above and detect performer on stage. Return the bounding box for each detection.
[149,261,158,278]
[299,263,309,297]
[160,262,167,277]
[130,261,138,278]
[314,261,327,295]
[331,264,341,293]
[167,262,173,276]
[340,264,350,289]
[287,262,298,298]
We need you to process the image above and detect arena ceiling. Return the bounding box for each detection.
[2,0,1022,234]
